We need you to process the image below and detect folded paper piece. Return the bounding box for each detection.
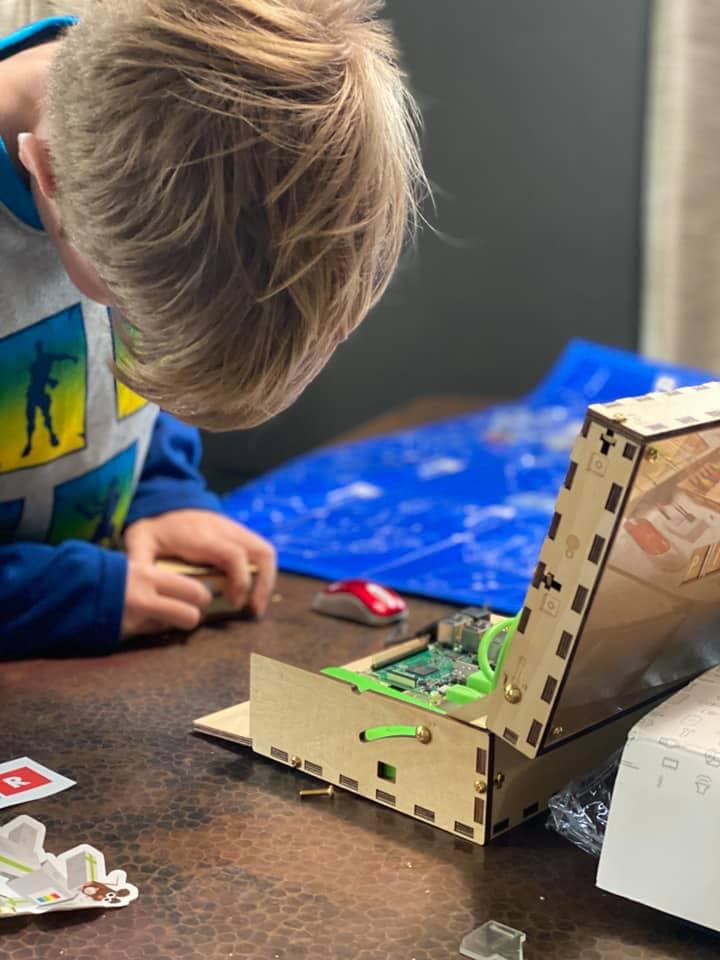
[0,815,138,916]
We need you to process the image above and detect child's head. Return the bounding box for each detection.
[37,0,424,429]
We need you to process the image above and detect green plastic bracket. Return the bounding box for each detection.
[465,670,494,694]
[445,683,484,705]
[321,666,446,715]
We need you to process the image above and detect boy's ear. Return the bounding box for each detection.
[17,132,56,200]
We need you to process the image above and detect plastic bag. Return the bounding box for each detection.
[546,750,622,857]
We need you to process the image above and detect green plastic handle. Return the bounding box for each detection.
[477,613,521,688]
[361,724,419,742]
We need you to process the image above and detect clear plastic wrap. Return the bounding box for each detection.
[546,750,622,857]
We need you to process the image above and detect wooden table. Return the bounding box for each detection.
[1,400,718,960]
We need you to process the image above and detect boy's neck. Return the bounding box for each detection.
[0,42,57,179]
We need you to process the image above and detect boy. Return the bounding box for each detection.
[0,2,422,658]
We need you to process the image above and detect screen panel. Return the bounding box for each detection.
[548,426,720,746]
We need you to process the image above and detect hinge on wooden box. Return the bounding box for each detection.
[542,572,561,592]
[599,429,616,455]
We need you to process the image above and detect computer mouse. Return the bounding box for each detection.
[312,579,408,626]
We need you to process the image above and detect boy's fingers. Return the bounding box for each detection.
[124,528,157,565]
[172,539,251,606]
[148,595,204,632]
[248,547,277,616]
[124,518,275,612]
[152,569,213,608]
[218,524,276,614]
[212,543,252,607]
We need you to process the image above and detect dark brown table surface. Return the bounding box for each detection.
[1,399,718,960]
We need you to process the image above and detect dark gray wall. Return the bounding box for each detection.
[202,0,651,492]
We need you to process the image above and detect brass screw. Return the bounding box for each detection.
[646,447,659,462]
[415,725,432,744]
[290,755,301,768]
[612,414,627,424]
[299,785,334,799]
[504,683,522,704]
[474,779,487,794]
[494,773,505,789]
[551,725,564,738]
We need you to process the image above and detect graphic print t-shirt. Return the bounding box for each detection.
[0,18,158,551]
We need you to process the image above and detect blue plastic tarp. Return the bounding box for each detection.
[223,340,712,613]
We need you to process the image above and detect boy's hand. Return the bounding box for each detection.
[122,561,213,637]
[124,510,277,616]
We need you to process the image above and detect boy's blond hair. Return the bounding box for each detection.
[47,0,424,429]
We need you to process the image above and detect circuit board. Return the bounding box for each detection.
[371,644,481,708]
[368,606,514,710]
[322,607,515,713]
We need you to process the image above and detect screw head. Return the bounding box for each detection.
[504,683,522,704]
[290,755,301,768]
[493,773,505,789]
[551,725,564,738]
[415,725,432,744]
[612,413,627,423]
[474,779,487,795]
[646,447,659,462]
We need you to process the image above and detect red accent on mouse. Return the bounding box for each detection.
[312,579,408,626]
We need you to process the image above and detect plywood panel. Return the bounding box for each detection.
[194,701,252,747]
[249,654,490,844]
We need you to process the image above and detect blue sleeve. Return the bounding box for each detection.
[124,412,220,526]
[0,540,127,660]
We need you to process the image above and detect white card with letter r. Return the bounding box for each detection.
[0,758,75,808]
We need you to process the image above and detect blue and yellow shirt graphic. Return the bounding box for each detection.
[110,311,148,420]
[47,444,137,548]
[0,305,87,474]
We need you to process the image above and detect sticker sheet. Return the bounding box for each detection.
[0,815,138,916]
